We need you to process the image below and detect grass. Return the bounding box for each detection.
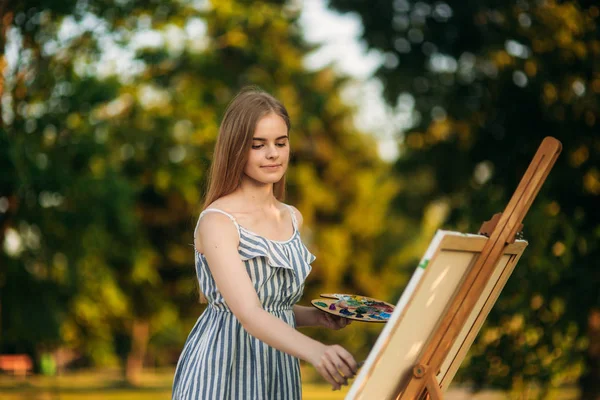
[0,368,580,400]
[0,368,350,400]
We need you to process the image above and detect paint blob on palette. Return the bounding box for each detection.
[311,294,395,323]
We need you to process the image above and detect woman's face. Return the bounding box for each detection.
[243,113,290,185]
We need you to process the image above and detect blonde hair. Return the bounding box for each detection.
[198,86,291,302]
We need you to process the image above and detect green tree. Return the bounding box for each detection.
[330,0,600,396]
[0,0,188,380]
[0,0,132,365]
[1,0,399,383]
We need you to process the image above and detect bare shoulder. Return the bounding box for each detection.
[197,211,237,234]
[195,211,239,253]
[286,204,304,229]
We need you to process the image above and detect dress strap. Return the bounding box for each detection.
[285,204,298,231]
[195,208,241,239]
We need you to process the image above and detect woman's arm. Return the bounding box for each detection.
[289,207,321,328]
[294,304,352,330]
[289,206,352,331]
[293,305,320,327]
[197,213,357,389]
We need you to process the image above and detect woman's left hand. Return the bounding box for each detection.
[315,310,352,330]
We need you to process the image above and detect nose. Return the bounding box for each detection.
[266,144,280,160]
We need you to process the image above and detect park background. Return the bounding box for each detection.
[1,0,598,398]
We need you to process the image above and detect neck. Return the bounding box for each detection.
[237,177,278,210]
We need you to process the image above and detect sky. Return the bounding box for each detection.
[299,0,405,161]
[299,0,382,80]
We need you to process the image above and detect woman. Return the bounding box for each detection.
[172,87,357,400]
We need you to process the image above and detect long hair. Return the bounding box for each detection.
[197,86,291,302]
[202,87,290,210]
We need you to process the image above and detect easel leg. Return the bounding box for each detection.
[425,373,443,400]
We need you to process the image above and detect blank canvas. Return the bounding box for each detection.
[346,230,527,400]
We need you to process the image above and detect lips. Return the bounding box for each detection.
[261,164,282,168]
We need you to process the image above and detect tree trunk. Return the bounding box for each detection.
[125,319,149,385]
[580,308,600,400]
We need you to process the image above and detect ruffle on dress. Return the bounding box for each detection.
[238,231,315,291]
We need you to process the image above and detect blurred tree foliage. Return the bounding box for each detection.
[1,0,399,384]
[329,0,599,397]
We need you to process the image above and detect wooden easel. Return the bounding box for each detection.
[398,137,562,400]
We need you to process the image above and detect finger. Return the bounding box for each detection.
[336,348,358,374]
[332,316,344,330]
[325,314,337,329]
[331,354,354,379]
[324,357,347,386]
[333,356,352,383]
[319,365,341,390]
[332,316,346,329]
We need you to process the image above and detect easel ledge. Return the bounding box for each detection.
[399,137,562,400]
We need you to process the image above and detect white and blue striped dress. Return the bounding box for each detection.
[172,206,316,400]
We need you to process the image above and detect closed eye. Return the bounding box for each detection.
[251,142,287,149]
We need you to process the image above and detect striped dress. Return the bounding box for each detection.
[172,206,315,400]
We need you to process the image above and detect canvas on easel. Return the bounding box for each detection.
[345,231,528,399]
[346,137,562,400]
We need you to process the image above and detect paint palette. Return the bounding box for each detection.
[311,294,395,323]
